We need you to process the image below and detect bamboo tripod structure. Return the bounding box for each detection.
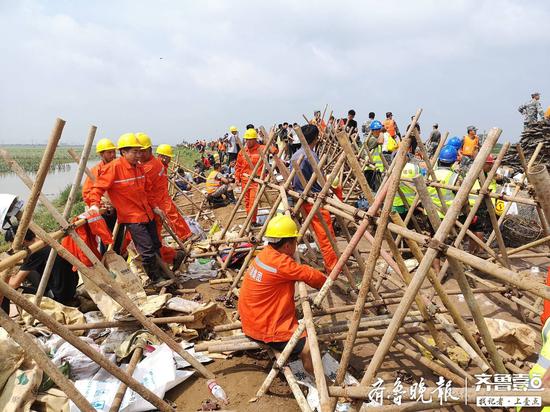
[166,110,550,411]
[1,112,549,411]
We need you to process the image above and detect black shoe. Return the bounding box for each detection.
[143,261,162,282]
[172,250,186,272]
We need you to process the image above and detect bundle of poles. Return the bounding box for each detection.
[0,111,549,411]
[167,108,550,411]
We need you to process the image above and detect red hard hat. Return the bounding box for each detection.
[485,154,495,164]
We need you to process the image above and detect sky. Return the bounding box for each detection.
[0,0,549,145]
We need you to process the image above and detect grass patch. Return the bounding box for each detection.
[0,145,98,174]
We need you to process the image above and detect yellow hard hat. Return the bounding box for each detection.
[495,199,505,216]
[331,176,339,188]
[96,138,116,153]
[136,132,152,149]
[265,215,301,238]
[243,129,258,140]
[229,126,238,133]
[156,144,174,158]
[117,133,143,150]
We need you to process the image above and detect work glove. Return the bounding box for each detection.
[153,207,166,220]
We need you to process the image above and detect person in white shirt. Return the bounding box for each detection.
[227,126,239,163]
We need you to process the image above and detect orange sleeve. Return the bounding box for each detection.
[82,165,100,206]
[144,163,162,210]
[279,256,326,290]
[89,163,115,207]
[235,151,245,181]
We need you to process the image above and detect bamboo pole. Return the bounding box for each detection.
[66,315,194,331]
[0,276,172,411]
[34,125,97,309]
[335,109,422,386]
[355,128,501,393]
[109,347,143,412]
[413,174,507,374]
[0,309,95,412]
[298,281,330,412]
[528,164,550,225]
[9,117,65,250]
[434,143,509,282]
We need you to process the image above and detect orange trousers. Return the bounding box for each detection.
[154,216,176,264]
[302,203,338,272]
[242,181,259,223]
[166,200,192,241]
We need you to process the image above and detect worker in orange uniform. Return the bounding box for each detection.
[156,143,193,243]
[459,125,480,171]
[383,112,401,141]
[89,133,166,282]
[290,125,339,272]
[238,215,326,374]
[82,138,117,206]
[135,133,186,270]
[82,138,122,253]
[234,128,265,226]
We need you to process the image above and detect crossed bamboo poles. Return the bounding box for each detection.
[169,111,550,411]
[2,114,549,411]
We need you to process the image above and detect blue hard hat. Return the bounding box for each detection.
[370,120,382,131]
[448,136,462,149]
[439,145,458,163]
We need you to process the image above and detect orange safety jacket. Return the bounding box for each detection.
[82,162,106,206]
[235,144,266,183]
[461,134,479,157]
[61,221,102,269]
[141,156,166,209]
[88,156,155,224]
[383,119,397,137]
[238,245,326,342]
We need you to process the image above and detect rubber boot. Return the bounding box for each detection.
[172,250,186,272]
[142,260,162,282]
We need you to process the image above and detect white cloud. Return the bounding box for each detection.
[0,0,549,145]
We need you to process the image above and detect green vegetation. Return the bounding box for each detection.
[0,145,98,174]
[173,146,201,168]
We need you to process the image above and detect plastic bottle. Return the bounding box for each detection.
[207,379,228,404]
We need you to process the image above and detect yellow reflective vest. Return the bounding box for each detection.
[364,145,384,172]
[393,163,420,208]
[206,170,221,194]
[468,179,498,207]
[427,167,458,218]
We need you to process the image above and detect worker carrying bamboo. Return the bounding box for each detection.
[518,92,545,128]
[82,138,122,253]
[458,125,480,171]
[154,142,193,243]
[89,133,166,282]
[363,120,385,192]
[238,215,326,375]
[137,134,190,270]
[290,124,339,272]
[235,128,266,226]
[206,162,236,207]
